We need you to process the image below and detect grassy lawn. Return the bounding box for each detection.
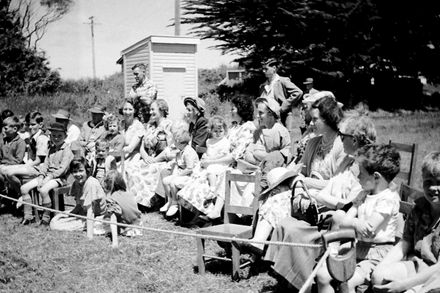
[1,111,439,293]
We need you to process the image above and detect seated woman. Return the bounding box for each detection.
[233,96,347,255]
[177,95,256,220]
[372,151,440,293]
[119,99,144,175]
[183,96,209,158]
[126,99,173,208]
[264,112,377,292]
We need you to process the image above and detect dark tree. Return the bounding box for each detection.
[182,0,440,108]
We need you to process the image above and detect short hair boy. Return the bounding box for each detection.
[20,122,74,225]
[0,116,26,194]
[372,151,440,293]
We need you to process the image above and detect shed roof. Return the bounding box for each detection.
[116,35,199,64]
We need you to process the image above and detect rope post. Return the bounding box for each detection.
[110,214,119,248]
[87,208,94,239]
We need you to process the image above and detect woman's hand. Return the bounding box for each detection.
[374,280,408,293]
[200,159,211,168]
[143,156,155,165]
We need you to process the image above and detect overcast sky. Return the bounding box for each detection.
[38,0,237,79]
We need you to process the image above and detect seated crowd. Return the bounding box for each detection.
[0,79,439,292]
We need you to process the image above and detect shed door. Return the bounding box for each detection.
[162,67,186,121]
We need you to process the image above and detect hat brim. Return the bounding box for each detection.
[52,114,70,120]
[89,109,105,114]
[47,127,66,132]
[260,169,298,197]
[303,81,313,84]
[184,97,205,113]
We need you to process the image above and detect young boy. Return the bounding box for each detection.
[317,144,401,293]
[160,123,199,217]
[372,151,440,293]
[0,116,27,195]
[91,140,117,183]
[3,112,49,198]
[20,122,74,225]
[97,114,124,161]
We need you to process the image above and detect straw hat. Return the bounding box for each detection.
[89,105,106,114]
[260,167,297,197]
[51,109,71,120]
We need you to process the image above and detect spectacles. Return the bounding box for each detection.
[338,130,355,141]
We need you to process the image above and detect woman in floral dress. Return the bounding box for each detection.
[126,99,174,208]
[178,95,256,218]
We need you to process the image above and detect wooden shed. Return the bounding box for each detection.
[117,35,199,120]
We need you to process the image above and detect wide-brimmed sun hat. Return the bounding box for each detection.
[47,122,67,133]
[260,167,297,197]
[302,91,343,108]
[89,105,106,114]
[184,96,206,114]
[51,109,71,120]
[255,97,281,118]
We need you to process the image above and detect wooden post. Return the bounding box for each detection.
[110,214,119,248]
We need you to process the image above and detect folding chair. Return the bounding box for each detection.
[389,141,418,186]
[195,170,261,280]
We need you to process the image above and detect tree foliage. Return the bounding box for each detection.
[182,0,440,108]
[7,0,73,49]
[0,1,61,96]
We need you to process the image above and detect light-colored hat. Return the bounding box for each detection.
[303,77,314,84]
[262,58,278,67]
[51,109,71,120]
[184,97,206,114]
[255,97,281,118]
[302,91,342,107]
[89,105,106,114]
[261,167,297,197]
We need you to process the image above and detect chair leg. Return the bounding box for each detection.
[30,189,40,223]
[53,191,60,211]
[231,244,241,281]
[196,237,206,274]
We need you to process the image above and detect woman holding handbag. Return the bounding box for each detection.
[264,112,377,292]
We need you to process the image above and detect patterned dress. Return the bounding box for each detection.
[126,118,173,207]
[177,121,256,214]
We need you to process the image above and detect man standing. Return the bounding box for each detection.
[129,63,157,123]
[259,59,303,125]
[303,77,319,97]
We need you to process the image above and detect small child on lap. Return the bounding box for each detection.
[160,123,199,217]
[317,144,401,293]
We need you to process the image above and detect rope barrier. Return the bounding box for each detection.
[0,193,323,249]
[299,248,330,293]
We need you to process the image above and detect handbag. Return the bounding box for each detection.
[290,179,333,230]
[290,179,320,226]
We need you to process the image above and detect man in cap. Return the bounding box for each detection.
[129,63,157,123]
[303,77,319,97]
[79,105,106,157]
[51,109,80,145]
[259,58,303,125]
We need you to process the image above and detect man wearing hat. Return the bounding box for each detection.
[52,109,80,145]
[303,77,319,97]
[259,58,303,125]
[79,105,106,157]
[129,63,157,123]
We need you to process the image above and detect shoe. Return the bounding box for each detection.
[159,202,170,213]
[40,219,50,226]
[165,205,179,217]
[21,218,35,225]
[232,240,264,257]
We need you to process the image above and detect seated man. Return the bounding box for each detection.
[79,105,106,159]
